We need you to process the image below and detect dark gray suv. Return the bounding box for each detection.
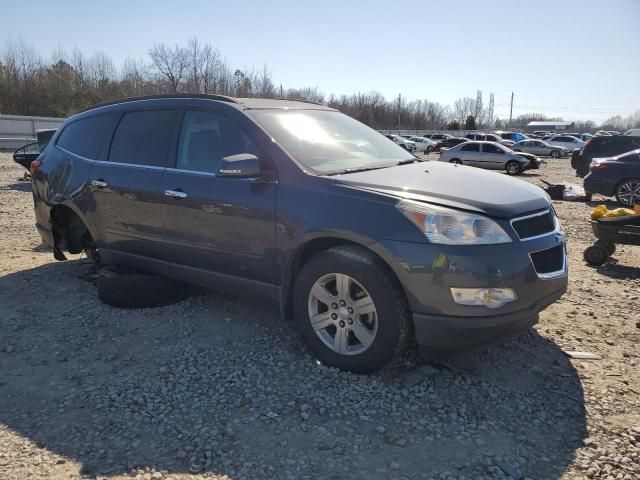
[31,95,568,373]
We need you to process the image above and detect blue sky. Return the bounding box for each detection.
[2,0,639,122]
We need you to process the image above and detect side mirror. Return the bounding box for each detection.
[216,153,261,178]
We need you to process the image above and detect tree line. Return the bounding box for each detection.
[1,36,638,132]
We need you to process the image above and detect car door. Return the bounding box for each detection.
[160,108,278,287]
[88,109,179,264]
[13,142,42,170]
[480,143,505,169]
[458,142,481,165]
[529,141,544,155]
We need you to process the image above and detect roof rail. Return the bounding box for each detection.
[79,93,238,113]
[271,97,325,106]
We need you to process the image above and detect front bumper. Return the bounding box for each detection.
[376,227,568,351]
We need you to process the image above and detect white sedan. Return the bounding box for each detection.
[408,136,437,152]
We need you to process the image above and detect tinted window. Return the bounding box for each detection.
[176,110,259,173]
[460,143,480,152]
[109,110,176,167]
[482,143,502,153]
[57,114,115,159]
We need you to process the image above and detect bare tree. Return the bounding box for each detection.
[148,43,187,93]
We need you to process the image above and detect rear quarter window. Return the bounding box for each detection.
[56,113,116,159]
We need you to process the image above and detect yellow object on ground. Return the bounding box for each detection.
[590,204,635,220]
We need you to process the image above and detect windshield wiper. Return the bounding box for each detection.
[396,158,423,165]
[325,164,397,175]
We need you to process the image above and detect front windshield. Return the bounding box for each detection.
[247,109,413,174]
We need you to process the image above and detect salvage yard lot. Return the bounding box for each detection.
[0,151,639,480]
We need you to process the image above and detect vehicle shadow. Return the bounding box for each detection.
[0,180,32,192]
[0,260,587,479]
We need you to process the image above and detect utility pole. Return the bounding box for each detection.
[509,92,514,127]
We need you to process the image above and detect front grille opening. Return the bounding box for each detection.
[512,210,555,239]
[530,245,564,275]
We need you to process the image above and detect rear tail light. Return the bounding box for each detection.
[29,160,41,174]
[590,162,608,171]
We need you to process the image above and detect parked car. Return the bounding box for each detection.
[532,131,550,138]
[494,131,529,143]
[511,139,569,158]
[12,129,57,171]
[607,131,621,136]
[624,129,640,136]
[584,149,640,206]
[424,133,455,142]
[31,94,568,373]
[385,134,416,153]
[438,141,534,175]
[595,130,611,136]
[434,137,468,152]
[408,136,437,152]
[572,134,640,177]
[465,132,515,147]
[545,135,586,152]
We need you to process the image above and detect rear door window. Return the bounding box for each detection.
[57,113,116,159]
[109,110,177,167]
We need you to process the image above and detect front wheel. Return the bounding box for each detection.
[615,178,640,206]
[449,159,463,165]
[293,246,410,373]
[426,145,434,153]
[550,150,561,159]
[505,160,523,175]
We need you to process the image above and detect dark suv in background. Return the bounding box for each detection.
[31,94,568,372]
[572,135,640,177]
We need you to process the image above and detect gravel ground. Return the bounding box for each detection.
[0,151,638,480]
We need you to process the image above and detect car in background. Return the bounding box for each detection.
[465,132,515,147]
[385,134,417,153]
[572,134,640,177]
[512,139,569,158]
[494,131,529,143]
[624,129,640,136]
[434,137,468,152]
[545,135,585,152]
[584,149,640,206]
[607,131,621,136]
[438,141,533,175]
[408,136,437,153]
[12,129,57,171]
[424,133,455,143]
[532,131,550,138]
[595,130,611,136]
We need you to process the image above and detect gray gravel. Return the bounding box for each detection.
[1,152,639,479]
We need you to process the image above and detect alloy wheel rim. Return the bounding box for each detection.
[307,273,378,356]
[507,163,519,174]
[618,181,640,206]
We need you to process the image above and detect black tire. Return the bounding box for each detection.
[550,150,561,159]
[583,245,608,266]
[97,266,190,308]
[595,240,616,256]
[505,160,523,176]
[614,178,640,206]
[293,245,410,373]
[426,145,434,153]
[449,159,463,165]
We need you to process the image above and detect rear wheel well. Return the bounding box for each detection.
[281,238,408,321]
[50,205,94,254]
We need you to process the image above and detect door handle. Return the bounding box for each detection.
[164,189,188,199]
[90,179,108,188]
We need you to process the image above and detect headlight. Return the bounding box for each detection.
[397,200,512,245]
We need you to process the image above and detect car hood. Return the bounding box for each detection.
[333,161,549,218]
